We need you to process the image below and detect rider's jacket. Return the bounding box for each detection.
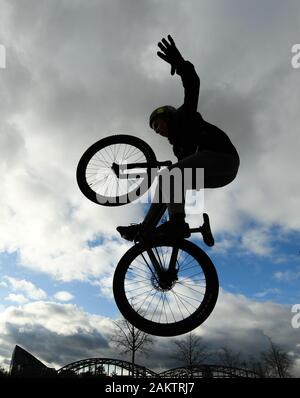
[169,61,240,162]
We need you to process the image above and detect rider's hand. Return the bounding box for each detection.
[157,35,185,75]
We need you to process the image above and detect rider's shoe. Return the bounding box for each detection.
[116,224,143,242]
[154,219,191,240]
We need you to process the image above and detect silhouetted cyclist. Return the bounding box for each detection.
[117,35,239,242]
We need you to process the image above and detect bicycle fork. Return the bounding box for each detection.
[142,246,179,290]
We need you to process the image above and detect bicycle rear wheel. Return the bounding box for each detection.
[76,135,157,206]
[113,238,219,336]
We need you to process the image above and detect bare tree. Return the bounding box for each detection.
[216,346,244,368]
[110,318,153,376]
[248,357,268,378]
[173,333,210,367]
[260,338,293,378]
[0,367,8,378]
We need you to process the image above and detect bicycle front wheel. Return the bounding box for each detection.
[113,238,219,336]
[76,135,157,206]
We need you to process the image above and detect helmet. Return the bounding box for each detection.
[149,105,176,128]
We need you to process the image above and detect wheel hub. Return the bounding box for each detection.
[151,270,178,291]
[111,162,119,177]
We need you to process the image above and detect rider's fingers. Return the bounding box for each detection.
[158,42,168,53]
[157,51,168,61]
[167,34,175,46]
[161,37,170,48]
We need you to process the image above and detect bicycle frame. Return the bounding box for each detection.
[112,160,172,179]
[145,246,179,276]
[136,219,213,283]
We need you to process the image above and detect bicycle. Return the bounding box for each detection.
[77,134,219,336]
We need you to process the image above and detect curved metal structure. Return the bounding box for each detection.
[58,358,157,378]
[58,358,258,378]
[10,346,260,378]
[159,364,259,378]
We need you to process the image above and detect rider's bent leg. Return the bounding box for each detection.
[117,180,187,241]
[142,202,167,229]
[117,150,239,242]
[141,150,239,240]
[140,168,190,239]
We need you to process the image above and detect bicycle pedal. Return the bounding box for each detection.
[200,213,215,247]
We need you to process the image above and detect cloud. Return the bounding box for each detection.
[241,228,274,256]
[4,294,28,304]
[0,301,111,368]
[53,291,74,302]
[254,288,281,299]
[274,270,300,282]
[0,0,299,286]
[0,0,300,379]
[0,292,299,376]
[3,276,47,300]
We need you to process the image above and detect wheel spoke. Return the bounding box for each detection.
[84,142,150,200]
[122,243,212,326]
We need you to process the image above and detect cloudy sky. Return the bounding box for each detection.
[1,0,300,375]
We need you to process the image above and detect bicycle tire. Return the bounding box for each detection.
[113,238,219,336]
[76,134,157,206]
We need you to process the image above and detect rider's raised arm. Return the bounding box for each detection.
[157,35,200,114]
[176,60,200,114]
